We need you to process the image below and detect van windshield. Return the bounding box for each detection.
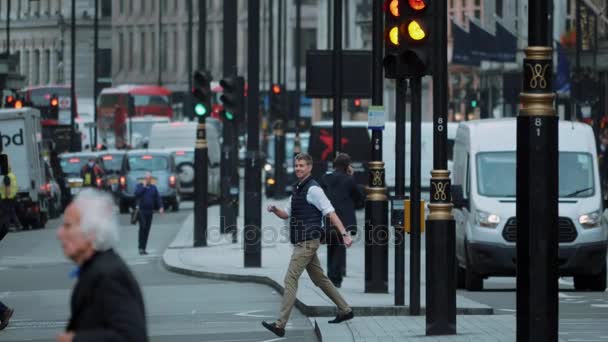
[476,152,595,198]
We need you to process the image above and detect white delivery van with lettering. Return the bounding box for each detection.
[0,108,48,228]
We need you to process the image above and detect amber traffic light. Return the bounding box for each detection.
[383,0,433,78]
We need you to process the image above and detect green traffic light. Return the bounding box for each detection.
[194,103,207,116]
[225,111,234,120]
[471,100,478,108]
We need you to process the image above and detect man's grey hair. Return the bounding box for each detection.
[72,189,119,251]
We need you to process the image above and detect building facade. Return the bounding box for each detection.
[0,0,112,100]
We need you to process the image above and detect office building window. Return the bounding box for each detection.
[118,32,124,70]
[496,0,502,18]
[101,0,111,17]
[129,32,134,70]
[141,32,146,72]
[150,29,155,67]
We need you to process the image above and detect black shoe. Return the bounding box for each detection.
[139,249,147,255]
[261,321,285,337]
[328,310,354,324]
[0,307,14,330]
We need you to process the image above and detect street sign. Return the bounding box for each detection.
[368,106,386,130]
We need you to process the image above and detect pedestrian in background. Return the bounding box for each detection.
[80,158,104,188]
[56,189,147,342]
[1,164,22,230]
[322,153,365,288]
[134,172,164,255]
[0,163,14,329]
[262,153,354,338]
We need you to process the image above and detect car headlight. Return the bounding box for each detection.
[579,210,601,228]
[475,210,500,228]
[264,164,272,172]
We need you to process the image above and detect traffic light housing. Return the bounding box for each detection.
[269,84,286,122]
[383,0,433,78]
[219,75,245,122]
[49,94,59,118]
[192,70,212,117]
[4,95,14,108]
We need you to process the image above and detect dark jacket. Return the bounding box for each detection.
[135,183,163,213]
[67,249,148,342]
[322,170,365,234]
[290,177,324,244]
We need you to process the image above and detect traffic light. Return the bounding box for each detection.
[49,94,59,118]
[14,99,23,109]
[192,70,212,117]
[219,75,245,122]
[4,95,14,108]
[269,84,285,121]
[348,98,364,112]
[383,0,433,78]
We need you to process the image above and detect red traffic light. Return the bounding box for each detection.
[272,84,282,94]
[50,97,59,107]
[354,99,362,107]
[408,0,427,11]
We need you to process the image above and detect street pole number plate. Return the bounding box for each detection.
[368,106,386,130]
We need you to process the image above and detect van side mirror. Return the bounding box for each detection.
[452,184,468,209]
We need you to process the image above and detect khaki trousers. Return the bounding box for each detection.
[278,238,351,327]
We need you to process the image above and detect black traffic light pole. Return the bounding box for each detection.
[193,70,210,247]
[244,0,262,268]
[70,0,77,151]
[274,90,287,198]
[426,0,456,335]
[366,0,389,294]
[394,78,407,306]
[198,0,206,69]
[93,0,98,149]
[410,76,422,316]
[294,0,302,150]
[517,1,558,340]
[221,0,239,235]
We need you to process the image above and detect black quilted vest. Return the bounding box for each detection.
[289,177,324,244]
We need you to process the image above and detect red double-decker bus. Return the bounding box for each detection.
[97,85,173,149]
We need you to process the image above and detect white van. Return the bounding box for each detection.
[452,118,608,291]
[148,119,221,199]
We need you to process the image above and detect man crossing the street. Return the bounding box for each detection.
[134,172,164,255]
[262,153,354,338]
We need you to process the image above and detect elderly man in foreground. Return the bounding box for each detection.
[56,189,148,342]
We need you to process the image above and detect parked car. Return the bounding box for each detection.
[97,150,126,199]
[118,150,180,213]
[167,148,195,200]
[58,152,104,206]
[148,120,221,199]
[452,119,608,291]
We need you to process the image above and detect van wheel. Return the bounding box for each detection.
[456,263,466,289]
[464,240,483,291]
[590,263,607,291]
[575,263,607,291]
[465,266,483,291]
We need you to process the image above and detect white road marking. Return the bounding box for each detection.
[235,310,274,318]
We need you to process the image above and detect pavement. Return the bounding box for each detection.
[162,202,532,341]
